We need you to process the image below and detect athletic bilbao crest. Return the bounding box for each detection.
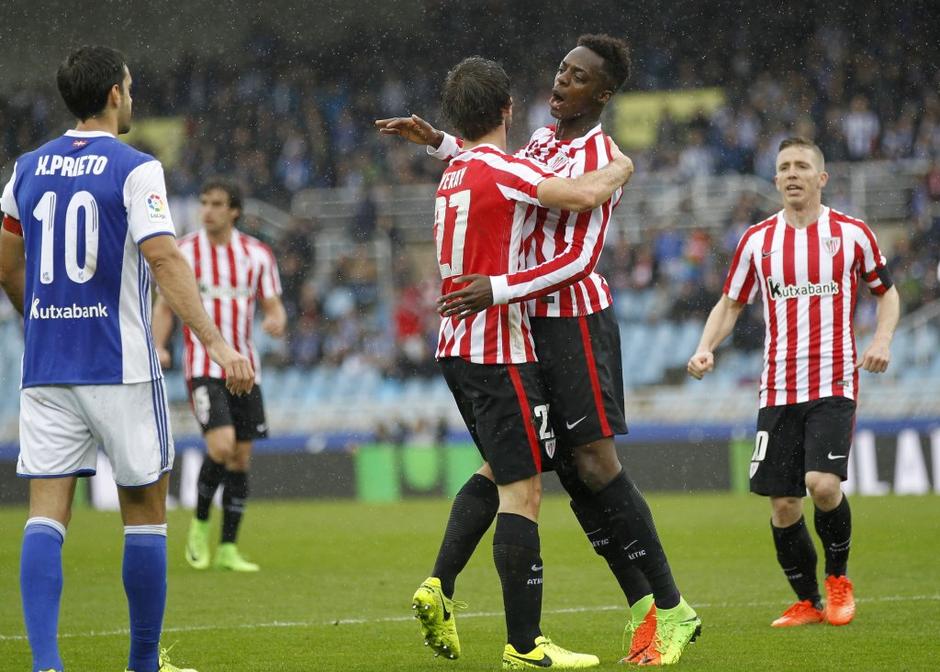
[822,237,841,256]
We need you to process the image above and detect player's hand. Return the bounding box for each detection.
[374,114,443,147]
[687,350,715,379]
[156,346,172,369]
[262,313,287,338]
[437,275,494,318]
[606,137,634,185]
[205,340,255,395]
[856,338,891,373]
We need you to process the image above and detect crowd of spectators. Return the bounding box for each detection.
[1,2,939,382]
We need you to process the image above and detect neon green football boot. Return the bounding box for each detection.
[184,518,211,570]
[412,577,467,659]
[126,645,197,671]
[213,542,260,572]
[502,636,600,669]
[638,597,702,666]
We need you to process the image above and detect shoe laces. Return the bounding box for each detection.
[438,589,468,613]
[158,643,178,669]
[623,613,655,654]
[827,577,849,602]
[789,600,818,616]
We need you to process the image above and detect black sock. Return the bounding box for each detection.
[814,495,851,577]
[195,456,226,521]
[432,474,498,598]
[569,498,652,605]
[772,517,820,605]
[221,470,248,544]
[592,471,680,609]
[493,513,542,653]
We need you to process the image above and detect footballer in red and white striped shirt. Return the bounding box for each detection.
[152,178,286,571]
[689,137,900,628]
[174,225,282,382]
[434,144,550,365]
[722,204,891,407]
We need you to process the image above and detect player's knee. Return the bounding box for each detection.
[770,497,802,526]
[497,476,541,519]
[205,429,236,462]
[227,443,253,471]
[573,439,621,492]
[806,473,842,508]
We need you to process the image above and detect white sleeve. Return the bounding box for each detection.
[0,162,20,219]
[427,132,461,161]
[123,159,176,244]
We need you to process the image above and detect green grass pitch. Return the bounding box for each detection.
[1,493,938,671]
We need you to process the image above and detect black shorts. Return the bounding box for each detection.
[750,396,856,497]
[188,377,268,442]
[529,307,628,454]
[439,358,555,486]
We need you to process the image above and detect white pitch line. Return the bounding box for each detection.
[1,594,938,642]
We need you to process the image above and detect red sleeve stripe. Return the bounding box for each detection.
[2,215,22,236]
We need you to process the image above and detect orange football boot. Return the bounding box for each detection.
[620,604,657,664]
[771,599,824,627]
[824,575,856,625]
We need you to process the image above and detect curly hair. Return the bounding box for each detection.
[576,34,632,91]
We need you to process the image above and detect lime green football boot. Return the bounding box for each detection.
[502,636,600,669]
[126,645,197,671]
[638,597,702,666]
[412,577,467,659]
[213,542,260,572]
[184,518,211,570]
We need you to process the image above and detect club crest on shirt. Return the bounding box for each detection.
[547,152,570,172]
[822,237,841,256]
[146,193,168,223]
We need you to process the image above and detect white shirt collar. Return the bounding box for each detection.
[65,129,115,138]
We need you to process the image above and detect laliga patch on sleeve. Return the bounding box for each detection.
[146,193,168,223]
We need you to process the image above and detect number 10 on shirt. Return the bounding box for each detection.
[435,190,471,279]
[32,190,100,284]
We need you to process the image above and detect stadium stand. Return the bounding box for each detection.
[0,1,938,438]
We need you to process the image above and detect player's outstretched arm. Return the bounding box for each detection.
[261,296,287,338]
[687,295,746,380]
[537,140,634,212]
[374,114,444,148]
[141,234,254,394]
[151,295,176,369]
[0,228,25,315]
[856,285,900,373]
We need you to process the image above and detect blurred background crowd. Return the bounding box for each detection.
[0,0,938,390]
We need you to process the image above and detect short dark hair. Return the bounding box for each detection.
[441,57,511,141]
[778,136,825,170]
[200,177,243,211]
[576,34,632,91]
[56,46,127,121]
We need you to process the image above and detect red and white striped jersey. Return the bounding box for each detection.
[434,144,553,364]
[723,206,891,408]
[177,228,281,382]
[432,124,622,317]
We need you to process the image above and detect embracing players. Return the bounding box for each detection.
[419,56,634,668]
[378,35,700,666]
